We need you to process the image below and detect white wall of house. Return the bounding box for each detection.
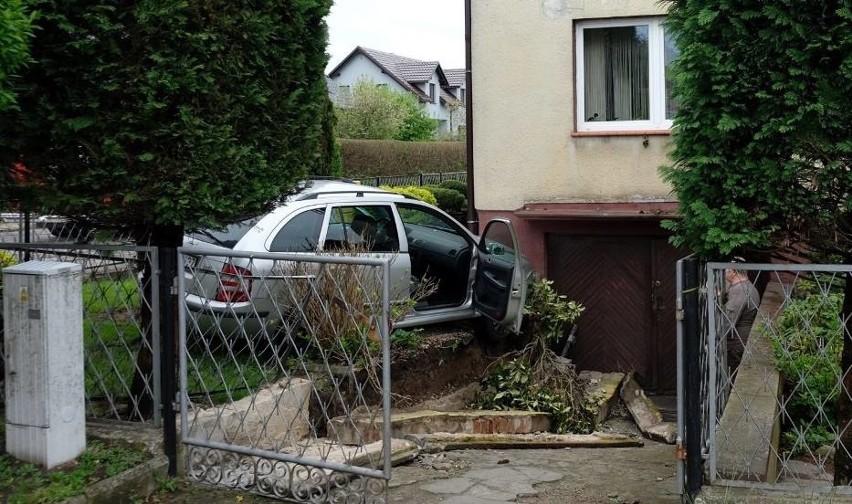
[330,53,407,98]
[471,0,672,211]
[329,53,462,135]
[421,76,442,121]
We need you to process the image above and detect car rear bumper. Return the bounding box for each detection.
[183,293,274,338]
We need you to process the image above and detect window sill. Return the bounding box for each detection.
[571,130,672,137]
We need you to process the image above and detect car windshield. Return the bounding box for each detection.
[187,216,263,248]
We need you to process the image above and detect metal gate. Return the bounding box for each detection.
[178,248,392,502]
[678,258,852,499]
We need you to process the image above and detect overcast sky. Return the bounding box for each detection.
[325,0,466,73]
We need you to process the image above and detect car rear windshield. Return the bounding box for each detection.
[187,216,263,248]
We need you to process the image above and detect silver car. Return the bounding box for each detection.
[182,179,528,338]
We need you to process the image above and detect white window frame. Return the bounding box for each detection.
[575,17,673,133]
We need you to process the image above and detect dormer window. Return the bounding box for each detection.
[429,83,436,103]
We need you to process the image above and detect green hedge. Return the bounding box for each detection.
[425,186,466,214]
[438,179,467,197]
[380,185,438,206]
[340,139,464,176]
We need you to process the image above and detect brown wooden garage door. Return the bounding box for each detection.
[546,235,682,393]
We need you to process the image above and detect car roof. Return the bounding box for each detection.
[294,179,391,198]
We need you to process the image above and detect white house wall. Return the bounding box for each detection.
[331,53,407,95]
[472,0,672,211]
[330,52,460,134]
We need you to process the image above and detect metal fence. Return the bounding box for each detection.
[679,260,852,498]
[353,171,465,188]
[0,241,161,426]
[178,247,392,502]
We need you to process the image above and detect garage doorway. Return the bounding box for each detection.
[546,235,682,393]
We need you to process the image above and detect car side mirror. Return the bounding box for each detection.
[487,242,505,255]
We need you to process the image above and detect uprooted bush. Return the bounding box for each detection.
[272,245,437,367]
[472,278,596,434]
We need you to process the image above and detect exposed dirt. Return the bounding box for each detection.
[388,320,494,408]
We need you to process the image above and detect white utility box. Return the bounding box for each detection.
[4,261,85,469]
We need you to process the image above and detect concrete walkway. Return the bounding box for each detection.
[387,441,681,504]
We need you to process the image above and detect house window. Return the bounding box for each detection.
[459,88,466,103]
[575,18,678,132]
[429,83,436,103]
[338,85,351,101]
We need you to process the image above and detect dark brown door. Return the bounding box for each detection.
[651,238,683,392]
[547,235,681,393]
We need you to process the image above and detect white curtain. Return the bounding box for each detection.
[583,26,649,122]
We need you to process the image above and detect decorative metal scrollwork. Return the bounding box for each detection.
[187,447,386,503]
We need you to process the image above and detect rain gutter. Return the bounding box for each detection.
[464,0,478,234]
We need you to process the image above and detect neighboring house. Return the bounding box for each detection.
[443,68,467,135]
[471,1,681,393]
[327,46,465,136]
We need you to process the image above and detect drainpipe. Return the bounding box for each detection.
[464,0,478,235]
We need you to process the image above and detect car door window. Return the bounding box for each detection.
[269,208,325,252]
[323,205,399,252]
[480,222,517,264]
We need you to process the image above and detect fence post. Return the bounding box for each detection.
[683,256,703,497]
[23,210,31,262]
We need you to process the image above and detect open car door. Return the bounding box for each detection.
[473,218,528,333]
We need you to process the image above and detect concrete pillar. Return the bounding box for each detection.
[4,261,85,469]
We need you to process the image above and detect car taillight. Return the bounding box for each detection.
[215,264,252,302]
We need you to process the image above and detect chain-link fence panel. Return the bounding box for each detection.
[179,247,391,502]
[0,243,160,426]
[701,263,852,496]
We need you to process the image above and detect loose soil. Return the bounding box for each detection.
[388,320,493,408]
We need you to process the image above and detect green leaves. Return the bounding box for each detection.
[335,77,437,141]
[1,0,335,232]
[664,0,852,260]
[0,0,36,111]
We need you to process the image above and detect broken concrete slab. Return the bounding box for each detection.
[406,431,644,453]
[620,373,676,444]
[183,377,312,449]
[580,370,625,427]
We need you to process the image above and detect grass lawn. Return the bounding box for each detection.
[0,424,150,504]
[83,276,278,412]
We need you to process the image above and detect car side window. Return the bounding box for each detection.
[324,205,399,252]
[269,208,325,252]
